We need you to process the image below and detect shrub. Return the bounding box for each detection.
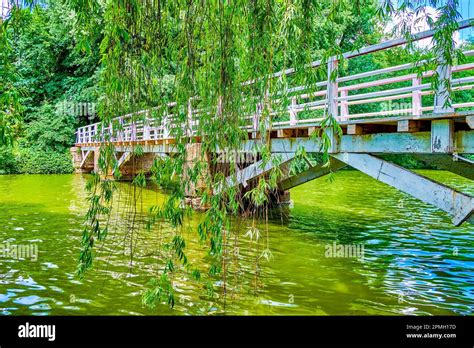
[16,148,73,174]
[0,146,19,174]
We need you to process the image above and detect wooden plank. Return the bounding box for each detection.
[397,120,421,133]
[337,111,472,126]
[79,150,91,168]
[340,132,432,153]
[347,124,364,135]
[308,126,318,136]
[338,82,429,102]
[277,129,295,138]
[337,76,473,103]
[338,62,473,91]
[232,129,474,154]
[339,73,417,92]
[337,63,414,83]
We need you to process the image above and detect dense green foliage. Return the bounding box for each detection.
[66,0,471,311]
[1,0,471,311]
[0,0,101,174]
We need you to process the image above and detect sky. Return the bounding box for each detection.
[458,0,474,41]
[387,0,474,46]
[394,0,473,40]
[1,0,10,18]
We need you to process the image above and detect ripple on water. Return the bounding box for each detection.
[13,295,44,306]
[0,172,472,315]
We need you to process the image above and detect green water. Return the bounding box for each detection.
[0,171,472,316]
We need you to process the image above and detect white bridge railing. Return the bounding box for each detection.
[76,19,474,145]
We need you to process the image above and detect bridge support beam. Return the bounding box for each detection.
[278,157,346,191]
[184,143,211,209]
[410,154,474,180]
[113,151,132,175]
[217,152,295,206]
[332,153,474,226]
[70,146,94,173]
[222,153,296,191]
[431,119,454,153]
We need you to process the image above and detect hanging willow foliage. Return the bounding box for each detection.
[0,5,26,146]
[56,0,468,311]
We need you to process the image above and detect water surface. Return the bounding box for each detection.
[0,171,472,315]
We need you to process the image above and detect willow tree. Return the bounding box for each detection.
[59,0,465,310]
[0,6,24,146]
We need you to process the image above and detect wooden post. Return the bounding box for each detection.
[433,54,454,114]
[431,119,454,153]
[412,77,422,117]
[131,122,136,141]
[289,97,297,126]
[347,124,363,135]
[143,111,149,141]
[109,122,113,142]
[187,99,193,137]
[397,120,421,133]
[118,118,123,141]
[339,89,348,121]
[263,88,270,135]
[252,102,262,139]
[163,114,170,139]
[94,124,98,143]
[327,56,339,119]
[326,56,339,152]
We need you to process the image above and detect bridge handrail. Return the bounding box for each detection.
[75,19,474,145]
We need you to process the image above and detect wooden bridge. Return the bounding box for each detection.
[72,19,474,226]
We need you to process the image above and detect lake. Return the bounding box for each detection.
[0,170,472,315]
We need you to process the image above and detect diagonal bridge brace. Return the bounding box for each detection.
[80,149,92,168]
[278,157,347,191]
[112,151,132,174]
[332,153,474,226]
[409,154,474,181]
[216,153,296,194]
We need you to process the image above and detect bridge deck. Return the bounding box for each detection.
[72,20,474,226]
[75,19,474,149]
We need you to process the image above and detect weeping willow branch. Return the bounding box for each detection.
[65,0,466,311]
